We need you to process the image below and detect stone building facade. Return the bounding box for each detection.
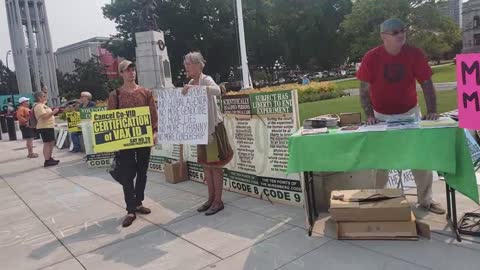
[463,0,480,53]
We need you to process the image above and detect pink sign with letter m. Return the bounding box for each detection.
[456,53,480,129]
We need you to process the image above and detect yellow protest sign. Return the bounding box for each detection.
[66,112,81,132]
[91,106,153,153]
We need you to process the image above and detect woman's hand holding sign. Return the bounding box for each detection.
[153,132,158,145]
[182,84,194,95]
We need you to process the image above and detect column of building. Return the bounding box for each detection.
[24,0,41,92]
[40,0,59,105]
[5,0,20,88]
[33,0,50,97]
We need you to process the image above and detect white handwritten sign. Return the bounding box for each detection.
[157,87,209,145]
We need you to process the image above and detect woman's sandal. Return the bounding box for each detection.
[197,202,212,212]
[27,153,39,158]
[205,203,224,216]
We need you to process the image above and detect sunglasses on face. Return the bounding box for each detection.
[385,29,406,36]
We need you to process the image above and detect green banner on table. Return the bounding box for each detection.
[287,127,479,204]
[79,106,107,120]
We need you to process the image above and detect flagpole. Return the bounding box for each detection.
[235,0,252,89]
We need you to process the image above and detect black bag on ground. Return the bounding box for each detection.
[109,152,123,185]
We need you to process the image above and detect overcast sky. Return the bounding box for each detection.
[0,0,117,70]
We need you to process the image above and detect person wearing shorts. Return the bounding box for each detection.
[16,97,38,158]
[32,91,59,167]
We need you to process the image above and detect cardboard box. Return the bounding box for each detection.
[340,112,361,126]
[329,189,411,222]
[336,212,418,240]
[164,161,188,184]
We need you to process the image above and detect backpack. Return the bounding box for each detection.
[28,104,38,128]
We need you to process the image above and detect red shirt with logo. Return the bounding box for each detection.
[356,45,432,114]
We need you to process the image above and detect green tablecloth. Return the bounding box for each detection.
[287,127,479,204]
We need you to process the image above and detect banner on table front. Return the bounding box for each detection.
[157,87,209,145]
[456,53,480,129]
[79,106,107,120]
[87,153,115,168]
[66,112,81,132]
[91,106,153,153]
[151,90,304,206]
[81,121,116,168]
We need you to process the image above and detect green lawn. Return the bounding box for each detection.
[334,79,360,91]
[299,89,457,123]
[333,64,456,91]
[431,64,457,83]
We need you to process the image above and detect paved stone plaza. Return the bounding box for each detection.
[1,133,480,270]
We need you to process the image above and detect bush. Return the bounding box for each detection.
[225,81,345,103]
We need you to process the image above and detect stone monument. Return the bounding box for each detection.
[134,0,173,91]
[135,31,174,90]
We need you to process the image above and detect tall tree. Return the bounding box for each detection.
[341,0,461,61]
[270,0,352,70]
[102,0,353,83]
[57,56,111,101]
[102,0,239,83]
[408,2,461,63]
[72,57,110,101]
[0,60,18,95]
[56,70,78,100]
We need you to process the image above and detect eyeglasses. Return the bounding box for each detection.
[384,29,406,36]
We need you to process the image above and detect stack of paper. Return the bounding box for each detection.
[386,122,419,130]
[337,126,360,133]
[301,127,329,135]
[419,117,457,128]
[358,124,388,132]
[303,116,338,129]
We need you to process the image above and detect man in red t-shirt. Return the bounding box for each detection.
[356,18,445,214]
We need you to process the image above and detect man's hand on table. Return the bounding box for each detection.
[366,116,379,125]
[423,112,439,121]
